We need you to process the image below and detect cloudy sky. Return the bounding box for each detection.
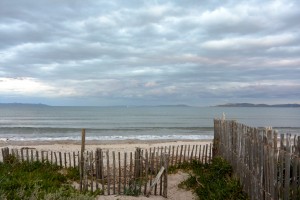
[0,0,299,106]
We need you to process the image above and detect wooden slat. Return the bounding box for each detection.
[163,153,169,198]
[144,150,149,195]
[213,119,300,200]
[73,152,76,168]
[90,153,94,192]
[58,152,62,167]
[183,145,187,162]
[198,145,201,162]
[154,152,159,195]
[106,150,110,195]
[112,151,116,194]
[179,145,183,164]
[146,166,165,197]
[123,152,127,193]
[175,146,179,165]
[171,146,175,166]
[118,152,121,194]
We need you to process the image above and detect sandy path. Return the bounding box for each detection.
[97,171,196,200]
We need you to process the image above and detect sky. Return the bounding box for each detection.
[0,0,299,106]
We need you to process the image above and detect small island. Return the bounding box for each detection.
[0,103,50,107]
[215,103,300,107]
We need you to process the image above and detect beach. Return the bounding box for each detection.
[0,139,212,154]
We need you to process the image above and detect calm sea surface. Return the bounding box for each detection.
[0,106,299,141]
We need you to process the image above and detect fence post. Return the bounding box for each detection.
[1,147,9,163]
[163,153,169,198]
[80,129,86,192]
[213,119,220,157]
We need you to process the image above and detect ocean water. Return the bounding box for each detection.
[0,106,299,141]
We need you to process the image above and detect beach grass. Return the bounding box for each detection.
[178,157,248,200]
[0,155,99,200]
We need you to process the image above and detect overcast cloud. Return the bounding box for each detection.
[0,0,299,106]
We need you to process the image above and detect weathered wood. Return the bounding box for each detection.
[80,129,86,192]
[190,145,195,162]
[198,145,201,162]
[139,150,143,194]
[171,146,175,166]
[54,152,57,165]
[41,151,44,163]
[159,152,163,196]
[118,151,121,194]
[187,145,190,162]
[95,150,99,190]
[208,143,212,163]
[59,152,62,167]
[213,119,300,200]
[31,150,34,162]
[163,153,169,198]
[1,148,4,162]
[284,134,291,200]
[106,150,110,195]
[130,152,133,182]
[68,152,71,168]
[179,145,183,164]
[112,151,116,194]
[146,166,165,197]
[26,148,29,162]
[150,152,154,187]
[201,144,205,163]
[83,152,88,192]
[77,151,80,170]
[101,150,105,194]
[123,152,127,193]
[64,152,67,168]
[73,152,76,168]
[175,145,179,165]
[154,152,159,195]
[205,144,208,164]
[21,149,24,161]
[90,153,94,192]
[144,150,149,195]
[183,145,187,162]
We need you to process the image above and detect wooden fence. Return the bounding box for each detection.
[213,119,300,200]
[1,143,212,197]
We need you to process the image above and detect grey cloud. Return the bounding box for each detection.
[0,0,300,105]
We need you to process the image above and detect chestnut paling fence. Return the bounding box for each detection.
[1,143,212,197]
[213,119,300,200]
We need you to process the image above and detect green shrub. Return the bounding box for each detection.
[66,167,80,181]
[179,157,248,200]
[0,156,95,200]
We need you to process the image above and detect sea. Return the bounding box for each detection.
[0,105,299,141]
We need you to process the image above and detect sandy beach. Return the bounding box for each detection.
[0,139,212,154]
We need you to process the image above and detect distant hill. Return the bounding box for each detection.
[156,104,191,107]
[0,103,50,107]
[216,103,300,107]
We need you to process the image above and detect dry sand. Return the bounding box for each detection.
[98,171,196,200]
[0,139,212,154]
